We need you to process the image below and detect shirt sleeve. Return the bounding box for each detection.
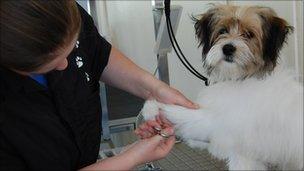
[77,4,112,82]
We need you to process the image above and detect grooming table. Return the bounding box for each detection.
[99,142,228,170]
[137,142,227,170]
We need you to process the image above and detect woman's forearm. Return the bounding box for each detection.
[79,152,137,171]
[101,47,165,99]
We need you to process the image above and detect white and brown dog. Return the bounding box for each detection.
[142,5,303,170]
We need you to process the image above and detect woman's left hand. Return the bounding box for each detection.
[150,83,200,109]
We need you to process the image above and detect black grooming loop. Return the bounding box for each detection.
[164,0,209,86]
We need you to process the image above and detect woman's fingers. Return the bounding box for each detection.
[155,115,162,126]
[135,128,152,139]
[159,126,174,140]
[157,112,172,128]
[175,96,200,109]
[152,135,175,158]
[146,120,161,131]
[159,136,175,153]
[135,120,163,139]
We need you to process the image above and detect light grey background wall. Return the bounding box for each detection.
[77,0,89,12]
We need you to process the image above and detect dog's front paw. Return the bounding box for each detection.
[141,100,161,121]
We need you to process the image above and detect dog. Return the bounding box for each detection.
[142,5,303,170]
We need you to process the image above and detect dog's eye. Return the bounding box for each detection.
[218,28,228,35]
[242,31,254,39]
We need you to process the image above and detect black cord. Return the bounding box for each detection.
[168,17,208,82]
[164,0,171,17]
[164,0,209,86]
[166,17,206,81]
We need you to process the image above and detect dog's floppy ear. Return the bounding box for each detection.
[192,9,216,56]
[258,8,293,69]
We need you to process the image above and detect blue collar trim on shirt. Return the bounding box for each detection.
[30,74,48,87]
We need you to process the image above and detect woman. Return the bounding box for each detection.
[0,1,198,170]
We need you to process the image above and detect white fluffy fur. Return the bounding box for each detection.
[142,69,303,170]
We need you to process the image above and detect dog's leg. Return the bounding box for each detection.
[141,100,161,121]
[142,100,206,124]
[160,104,213,147]
[160,104,204,125]
[228,155,267,170]
[142,100,213,147]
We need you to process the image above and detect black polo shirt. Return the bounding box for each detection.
[0,5,111,171]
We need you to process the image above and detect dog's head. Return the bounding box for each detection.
[193,5,293,82]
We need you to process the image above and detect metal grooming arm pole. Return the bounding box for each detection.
[152,0,182,85]
[152,1,169,84]
[89,0,111,141]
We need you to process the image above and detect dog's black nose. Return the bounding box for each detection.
[222,44,236,56]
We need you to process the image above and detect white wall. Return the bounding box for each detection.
[100,1,157,73]
[96,0,303,100]
[294,0,303,80]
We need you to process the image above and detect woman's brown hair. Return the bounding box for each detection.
[0,0,81,72]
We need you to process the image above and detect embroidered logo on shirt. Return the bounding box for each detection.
[76,56,83,68]
[76,40,80,48]
[85,72,90,82]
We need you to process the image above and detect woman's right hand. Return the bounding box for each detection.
[123,127,175,166]
[79,121,175,170]
[79,128,174,171]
